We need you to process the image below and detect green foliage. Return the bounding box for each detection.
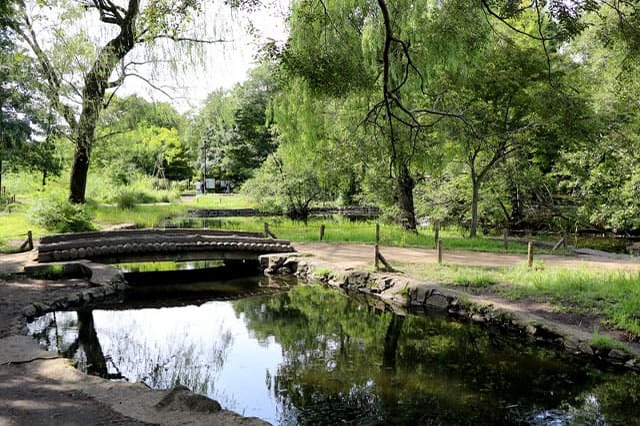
[114,190,154,210]
[95,96,192,184]
[589,328,628,352]
[186,65,278,187]
[29,191,95,233]
[452,271,498,288]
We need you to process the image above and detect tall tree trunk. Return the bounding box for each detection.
[397,164,417,232]
[69,144,90,203]
[67,0,138,203]
[470,174,480,238]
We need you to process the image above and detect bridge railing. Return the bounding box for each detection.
[37,229,293,263]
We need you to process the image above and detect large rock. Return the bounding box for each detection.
[155,385,221,413]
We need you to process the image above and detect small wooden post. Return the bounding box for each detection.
[434,220,440,245]
[374,244,380,270]
[374,223,380,270]
[264,222,277,239]
[527,242,534,268]
[319,224,325,241]
[27,231,33,250]
[503,228,508,251]
[562,229,568,250]
[437,239,442,264]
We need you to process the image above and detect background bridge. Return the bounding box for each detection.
[37,229,294,264]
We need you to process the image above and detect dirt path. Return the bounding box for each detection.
[293,242,640,271]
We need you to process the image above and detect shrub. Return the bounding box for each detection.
[113,189,158,209]
[30,192,95,233]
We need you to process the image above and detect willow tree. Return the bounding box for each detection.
[280,0,492,231]
[12,0,224,203]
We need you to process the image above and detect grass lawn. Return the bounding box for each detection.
[396,261,640,340]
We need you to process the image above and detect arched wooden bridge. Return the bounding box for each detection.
[37,229,294,264]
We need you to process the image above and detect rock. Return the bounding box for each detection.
[578,341,594,356]
[471,314,487,323]
[345,271,370,287]
[155,385,222,413]
[608,348,630,362]
[283,258,299,273]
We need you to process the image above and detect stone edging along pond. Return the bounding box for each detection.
[20,255,640,374]
[260,253,640,373]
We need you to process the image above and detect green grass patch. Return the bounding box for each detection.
[92,203,191,228]
[399,259,640,338]
[191,193,257,209]
[453,270,499,288]
[311,267,332,277]
[0,208,47,252]
[590,328,630,352]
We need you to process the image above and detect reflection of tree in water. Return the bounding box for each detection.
[28,310,119,378]
[94,312,234,398]
[233,285,633,425]
[29,308,236,400]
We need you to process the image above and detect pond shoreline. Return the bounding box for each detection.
[0,253,269,425]
[1,244,640,424]
[271,243,640,371]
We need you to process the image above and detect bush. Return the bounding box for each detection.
[30,192,95,233]
[113,189,157,209]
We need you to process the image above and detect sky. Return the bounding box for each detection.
[119,0,290,114]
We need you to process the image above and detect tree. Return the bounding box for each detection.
[187,64,279,188]
[13,0,220,203]
[94,95,191,184]
[280,0,498,231]
[1,0,61,193]
[242,78,353,218]
[438,36,592,236]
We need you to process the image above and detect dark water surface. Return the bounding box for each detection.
[28,278,640,425]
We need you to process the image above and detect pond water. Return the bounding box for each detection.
[28,278,640,425]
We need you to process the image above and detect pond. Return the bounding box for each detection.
[28,278,640,425]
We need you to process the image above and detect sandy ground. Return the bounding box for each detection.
[1,242,639,425]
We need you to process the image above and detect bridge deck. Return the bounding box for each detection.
[37,229,294,263]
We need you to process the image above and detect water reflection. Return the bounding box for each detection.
[29,283,640,425]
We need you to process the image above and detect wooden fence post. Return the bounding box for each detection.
[437,239,442,264]
[20,230,33,252]
[264,222,277,239]
[319,224,325,241]
[503,228,508,251]
[527,242,534,268]
[374,244,380,270]
[563,229,568,250]
[374,223,380,270]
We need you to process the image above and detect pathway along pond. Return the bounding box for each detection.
[28,275,640,425]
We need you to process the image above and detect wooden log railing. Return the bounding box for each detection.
[37,229,294,263]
